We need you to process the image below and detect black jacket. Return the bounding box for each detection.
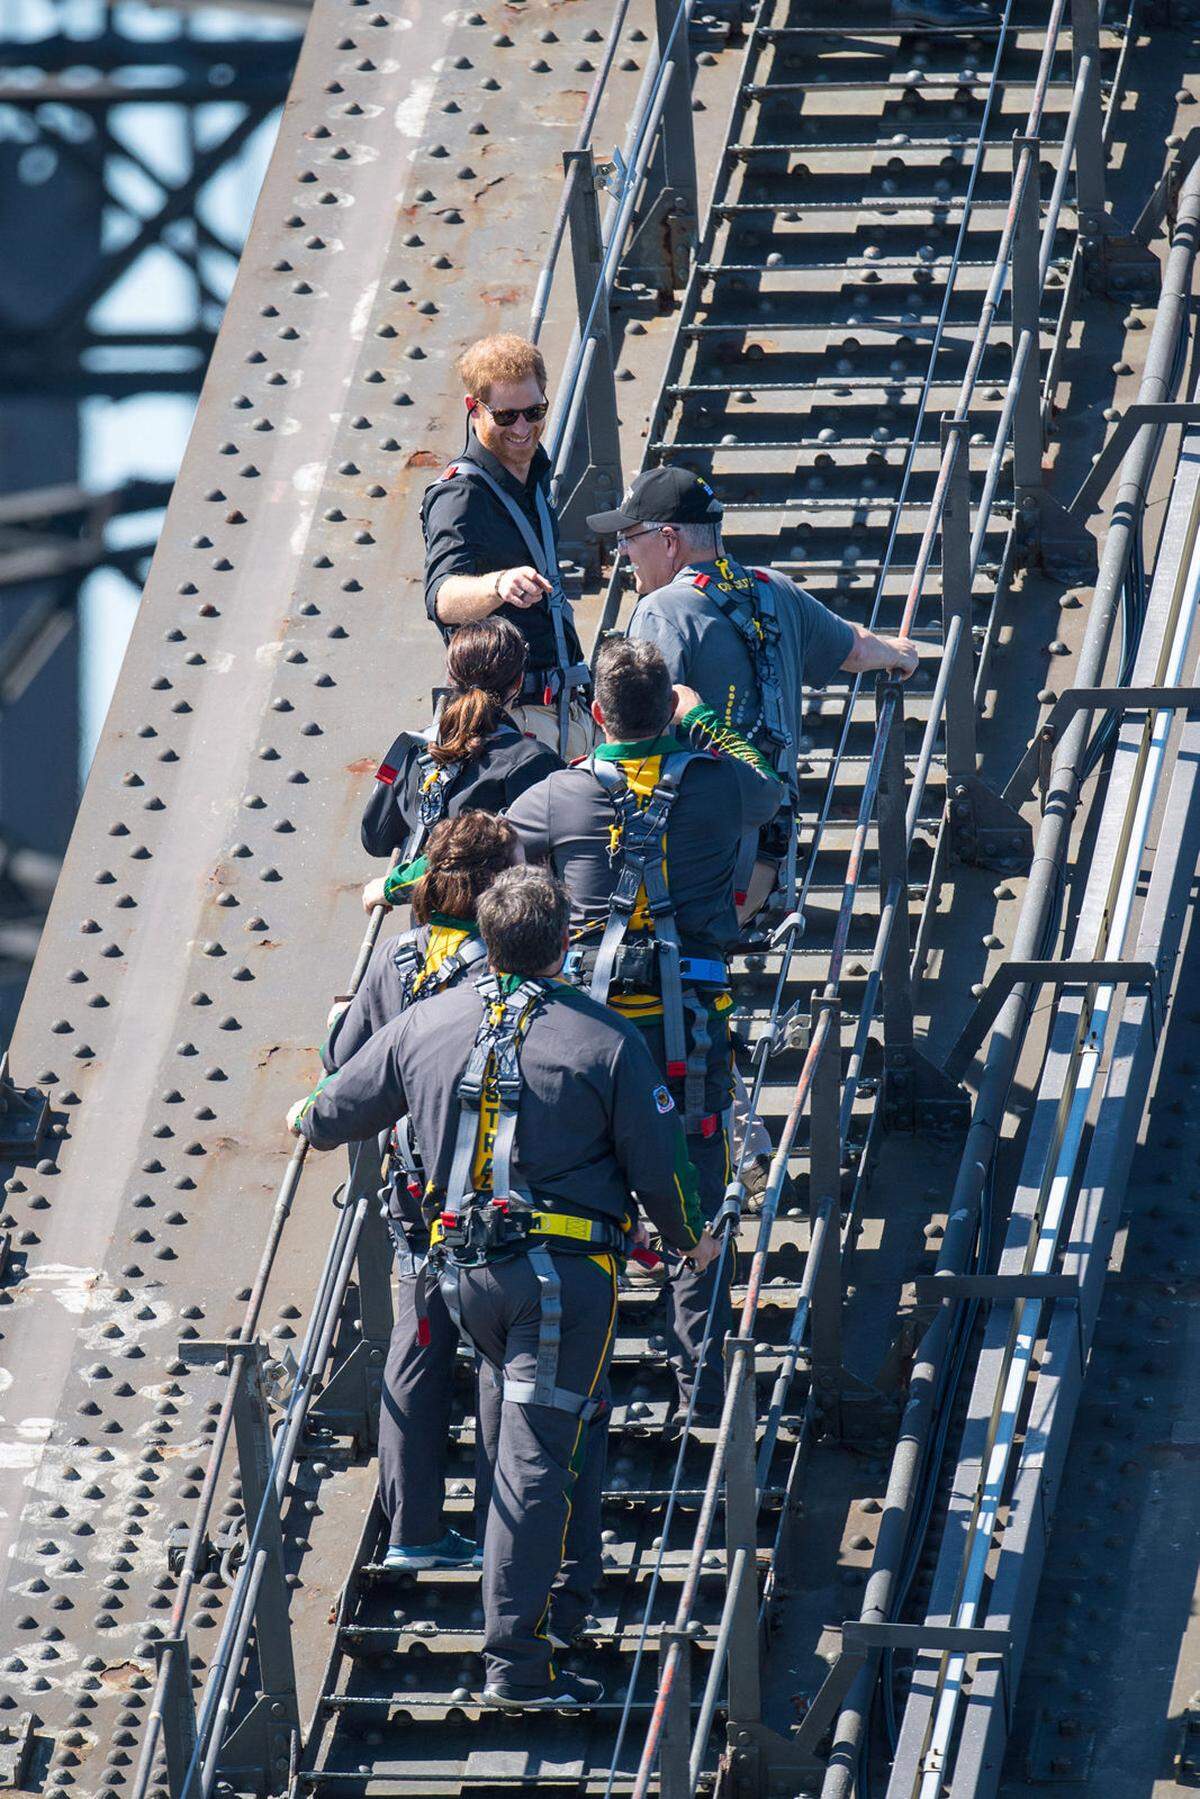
[421,436,585,672]
[361,720,561,858]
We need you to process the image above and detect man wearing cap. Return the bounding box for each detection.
[587,465,919,921]
[423,332,594,759]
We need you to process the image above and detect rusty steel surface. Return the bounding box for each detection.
[0,0,674,1786]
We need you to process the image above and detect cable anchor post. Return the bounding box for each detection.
[554,147,624,572]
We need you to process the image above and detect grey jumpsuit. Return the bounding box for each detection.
[298,974,702,1694]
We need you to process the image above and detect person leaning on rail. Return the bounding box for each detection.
[291,866,719,1710]
[504,636,783,1427]
[588,464,921,920]
[299,814,523,1575]
[358,617,560,913]
[421,332,595,760]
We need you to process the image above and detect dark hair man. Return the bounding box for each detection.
[587,465,919,916]
[505,638,783,1424]
[290,866,717,1710]
[422,333,593,759]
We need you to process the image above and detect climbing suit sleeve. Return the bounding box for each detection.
[503,773,554,863]
[678,702,779,781]
[383,854,428,906]
[678,702,786,832]
[609,1028,703,1252]
[360,733,417,858]
[297,1018,410,1151]
[320,964,381,1074]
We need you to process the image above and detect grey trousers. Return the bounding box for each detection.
[663,1126,734,1415]
[450,1249,618,1693]
[378,1252,488,1550]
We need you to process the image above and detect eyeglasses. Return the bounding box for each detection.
[616,526,667,550]
[477,399,549,427]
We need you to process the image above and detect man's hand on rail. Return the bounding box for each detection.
[877,635,920,680]
[362,876,391,914]
[286,1099,308,1136]
[841,621,920,682]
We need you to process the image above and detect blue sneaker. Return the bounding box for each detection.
[381,1530,482,1572]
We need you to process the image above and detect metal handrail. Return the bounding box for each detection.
[131,889,394,1799]
[629,0,1121,1786]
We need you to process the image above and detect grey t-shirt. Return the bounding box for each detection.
[628,556,855,761]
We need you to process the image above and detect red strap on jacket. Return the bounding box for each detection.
[752,568,770,581]
[692,572,711,589]
[375,762,398,786]
[438,463,460,481]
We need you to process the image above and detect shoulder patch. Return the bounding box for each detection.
[439,463,460,481]
[375,762,398,786]
[752,568,770,581]
[692,572,711,590]
[653,1084,675,1115]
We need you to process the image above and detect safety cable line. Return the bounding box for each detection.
[794,0,1020,916]
[628,1,1112,1787]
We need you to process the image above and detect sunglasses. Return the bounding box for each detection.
[477,398,550,427]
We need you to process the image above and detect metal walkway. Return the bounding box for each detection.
[2,1,1199,1797]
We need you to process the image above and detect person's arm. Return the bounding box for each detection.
[434,568,551,625]
[609,1032,703,1253]
[360,735,416,858]
[840,619,919,680]
[673,691,784,829]
[288,1021,408,1150]
[503,774,554,864]
[320,951,388,1074]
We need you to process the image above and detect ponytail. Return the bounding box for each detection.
[431,617,528,768]
[411,812,519,924]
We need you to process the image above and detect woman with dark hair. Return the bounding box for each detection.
[327,811,520,1068]
[311,811,521,1574]
[360,616,561,882]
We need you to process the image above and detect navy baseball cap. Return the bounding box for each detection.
[587,465,724,535]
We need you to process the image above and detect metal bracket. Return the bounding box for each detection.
[597,146,628,199]
[723,1718,827,1799]
[0,1054,48,1157]
[220,1692,295,1795]
[1005,684,1200,808]
[1132,132,1200,246]
[882,1044,970,1139]
[1070,403,1200,519]
[947,774,1033,873]
[1083,218,1170,298]
[0,1713,34,1790]
[945,957,1163,1084]
[793,1622,1014,1768]
[1015,488,1099,584]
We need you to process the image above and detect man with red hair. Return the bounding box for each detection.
[423,333,594,758]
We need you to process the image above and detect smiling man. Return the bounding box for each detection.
[422,333,594,758]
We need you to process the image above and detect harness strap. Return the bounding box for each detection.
[450,460,588,756]
[444,973,548,1224]
[686,560,794,784]
[501,1246,605,1420]
[587,752,713,1130]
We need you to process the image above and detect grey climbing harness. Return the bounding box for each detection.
[431,972,620,1419]
[452,460,590,758]
[689,560,799,915]
[584,751,723,1134]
